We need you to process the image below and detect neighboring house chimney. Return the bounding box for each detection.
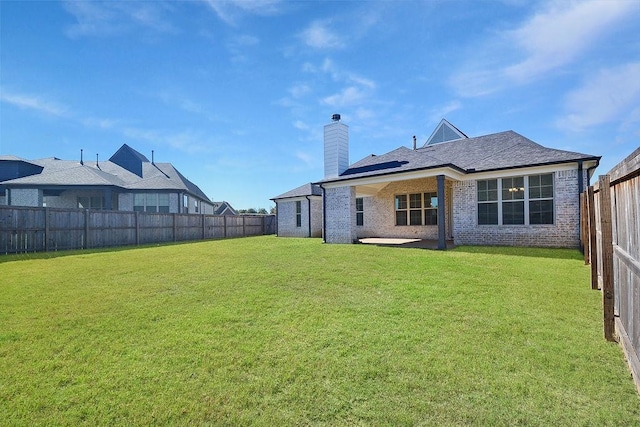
[324,114,349,179]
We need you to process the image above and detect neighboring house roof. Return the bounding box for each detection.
[212,201,238,215]
[271,182,323,201]
[0,145,211,202]
[322,130,600,184]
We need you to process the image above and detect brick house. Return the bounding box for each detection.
[274,116,600,248]
[271,183,323,238]
[0,144,216,214]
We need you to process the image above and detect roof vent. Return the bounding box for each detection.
[331,113,341,122]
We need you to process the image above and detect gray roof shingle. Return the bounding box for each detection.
[1,146,211,201]
[271,182,322,200]
[323,130,599,183]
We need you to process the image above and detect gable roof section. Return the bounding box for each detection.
[0,156,44,182]
[109,144,150,177]
[212,201,238,215]
[424,119,468,146]
[271,182,322,200]
[321,130,600,183]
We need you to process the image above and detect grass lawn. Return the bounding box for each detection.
[1,236,639,426]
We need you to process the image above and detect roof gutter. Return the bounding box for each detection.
[320,184,326,243]
[314,157,602,187]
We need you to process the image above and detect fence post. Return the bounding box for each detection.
[202,214,205,240]
[588,186,598,290]
[135,211,140,245]
[44,207,50,252]
[84,209,90,249]
[223,215,227,239]
[242,215,246,237]
[598,175,616,342]
[580,192,588,262]
[173,214,177,242]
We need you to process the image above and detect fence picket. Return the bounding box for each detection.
[0,206,275,254]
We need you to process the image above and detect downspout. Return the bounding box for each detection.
[320,184,326,243]
[305,195,312,238]
[577,160,584,195]
[577,160,584,252]
[274,202,278,236]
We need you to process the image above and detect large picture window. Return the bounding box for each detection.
[78,196,104,210]
[477,174,554,225]
[134,193,170,213]
[395,192,438,226]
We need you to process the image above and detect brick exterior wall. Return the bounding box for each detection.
[9,188,41,207]
[453,169,583,248]
[276,197,322,238]
[355,177,453,240]
[324,186,356,243]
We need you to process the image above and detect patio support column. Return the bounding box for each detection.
[437,175,446,250]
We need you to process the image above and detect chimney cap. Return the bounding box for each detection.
[331,113,341,122]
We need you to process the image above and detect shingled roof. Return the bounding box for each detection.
[1,145,211,201]
[271,182,322,200]
[322,130,600,183]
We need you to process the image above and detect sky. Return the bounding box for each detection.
[1,0,639,210]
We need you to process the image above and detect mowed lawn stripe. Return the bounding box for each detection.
[1,236,639,425]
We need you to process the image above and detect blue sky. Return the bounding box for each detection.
[1,0,639,210]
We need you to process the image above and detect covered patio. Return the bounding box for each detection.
[358,237,456,250]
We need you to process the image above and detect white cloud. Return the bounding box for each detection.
[202,0,283,26]
[300,21,344,49]
[294,150,314,166]
[428,101,462,123]
[0,90,69,117]
[559,62,640,132]
[63,1,175,38]
[504,0,639,82]
[322,86,367,108]
[450,0,640,97]
[293,120,310,131]
[289,84,311,99]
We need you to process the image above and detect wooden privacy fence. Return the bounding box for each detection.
[581,146,640,394]
[0,206,275,254]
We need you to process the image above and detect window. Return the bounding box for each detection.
[477,174,554,226]
[477,179,498,225]
[194,200,199,213]
[424,192,438,225]
[295,201,302,227]
[395,195,408,226]
[183,194,189,213]
[395,193,438,226]
[134,193,170,213]
[501,177,524,225]
[78,196,103,210]
[356,197,364,226]
[529,174,554,224]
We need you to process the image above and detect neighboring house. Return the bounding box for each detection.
[212,201,238,216]
[0,144,215,214]
[271,183,323,237]
[275,115,600,248]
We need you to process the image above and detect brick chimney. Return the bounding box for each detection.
[324,114,349,179]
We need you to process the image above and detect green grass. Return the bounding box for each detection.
[1,236,639,426]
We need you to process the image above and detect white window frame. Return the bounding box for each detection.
[356,197,364,226]
[134,193,170,213]
[395,192,438,226]
[477,174,555,226]
[295,200,302,227]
